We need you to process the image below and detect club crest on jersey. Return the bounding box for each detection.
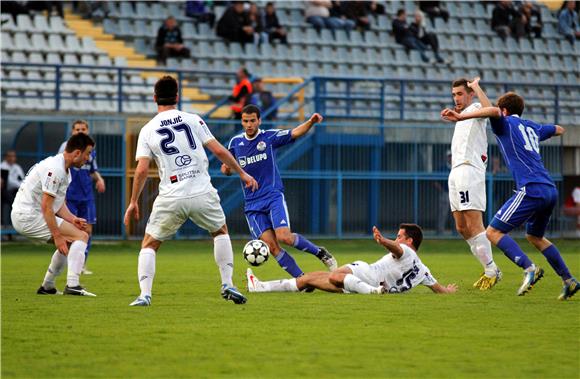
[257,141,267,151]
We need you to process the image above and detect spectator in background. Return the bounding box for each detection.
[249,78,277,121]
[262,2,288,44]
[491,1,519,40]
[341,1,371,31]
[27,1,64,18]
[185,1,215,29]
[365,1,385,16]
[1,150,24,228]
[229,68,253,119]
[248,2,267,44]
[392,9,434,63]
[410,10,448,64]
[76,1,110,20]
[155,16,191,65]
[305,0,354,34]
[520,1,543,39]
[558,1,580,44]
[2,1,29,24]
[217,1,254,44]
[419,1,449,26]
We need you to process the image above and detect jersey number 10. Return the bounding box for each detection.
[518,124,539,154]
[156,124,197,155]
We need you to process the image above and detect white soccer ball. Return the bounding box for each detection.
[243,240,270,266]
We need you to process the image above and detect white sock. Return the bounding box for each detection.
[213,234,234,287]
[66,241,87,287]
[138,248,156,298]
[467,232,497,274]
[42,250,67,289]
[258,278,299,292]
[343,274,377,294]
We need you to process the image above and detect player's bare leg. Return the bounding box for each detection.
[247,270,343,293]
[275,226,338,271]
[260,229,304,277]
[453,210,501,290]
[210,225,246,304]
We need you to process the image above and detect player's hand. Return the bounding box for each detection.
[241,172,259,192]
[467,76,481,89]
[372,226,386,247]
[73,217,88,231]
[441,108,461,122]
[54,234,69,255]
[221,163,232,176]
[95,178,106,193]
[124,202,140,226]
[445,283,458,293]
[310,113,323,125]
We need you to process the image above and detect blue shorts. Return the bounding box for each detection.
[490,184,557,238]
[67,199,97,224]
[244,193,291,239]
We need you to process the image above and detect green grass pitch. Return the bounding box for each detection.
[2,239,579,378]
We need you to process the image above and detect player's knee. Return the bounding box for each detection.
[455,224,466,237]
[525,234,544,248]
[78,230,89,243]
[276,232,293,245]
[485,227,501,245]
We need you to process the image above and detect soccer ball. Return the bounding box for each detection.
[243,240,270,266]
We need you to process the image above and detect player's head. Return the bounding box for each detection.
[71,119,89,135]
[396,9,406,20]
[154,75,179,106]
[241,104,262,137]
[451,78,474,112]
[3,150,17,164]
[64,133,95,168]
[497,92,525,116]
[397,223,423,251]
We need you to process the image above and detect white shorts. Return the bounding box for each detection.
[448,165,486,212]
[11,210,64,243]
[346,261,381,287]
[145,189,226,241]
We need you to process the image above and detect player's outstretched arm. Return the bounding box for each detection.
[124,157,149,225]
[441,107,501,122]
[372,226,404,258]
[291,113,323,139]
[428,283,458,294]
[206,139,258,191]
[467,77,492,108]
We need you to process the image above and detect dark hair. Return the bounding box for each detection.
[72,119,89,129]
[451,78,474,93]
[396,9,405,16]
[65,133,95,153]
[497,92,525,116]
[399,223,423,250]
[266,2,274,7]
[155,75,178,105]
[242,104,261,118]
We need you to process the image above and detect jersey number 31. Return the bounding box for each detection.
[156,124,197,155]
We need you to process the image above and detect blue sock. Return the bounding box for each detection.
[293,233,320,255]
[85,236,92,263]
[541,244,572,281]
[275,250,304,278]
[497,235,533,270]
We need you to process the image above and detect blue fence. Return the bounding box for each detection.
[1,64,576,239]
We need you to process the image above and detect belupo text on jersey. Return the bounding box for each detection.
[239,153,268,168]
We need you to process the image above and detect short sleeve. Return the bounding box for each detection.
[41,167,66,197]
[536,123,556,141]
[267,129,294,148]
[420,269,438,287]
[490,115,507,135]
[191,115,215,145]
[135,128,152,160]
[572,188,580,203]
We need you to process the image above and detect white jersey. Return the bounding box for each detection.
[136,109,216,198]
[12,154,71,214]
[371,244,437,293]
[451,102,488,170]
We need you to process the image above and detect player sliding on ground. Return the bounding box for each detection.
[222,105,338,279]
[124,76,258,306]
[12,134,97,296]
[442,90,579,300]
[247,224,457,295]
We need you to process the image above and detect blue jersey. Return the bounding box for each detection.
[490,115,556,190]
[227,129,294,203]
[59,141,98,201]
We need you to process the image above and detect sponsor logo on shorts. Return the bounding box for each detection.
[175,155,192,167]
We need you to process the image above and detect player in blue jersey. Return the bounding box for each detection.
[221,104,338,279]
[58,120,106,275]
[441,90,579,300]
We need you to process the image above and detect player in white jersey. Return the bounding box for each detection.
[11,134,97,296]
[124,76,258,306]
[247,224,457,295]
[448,77,501,290]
